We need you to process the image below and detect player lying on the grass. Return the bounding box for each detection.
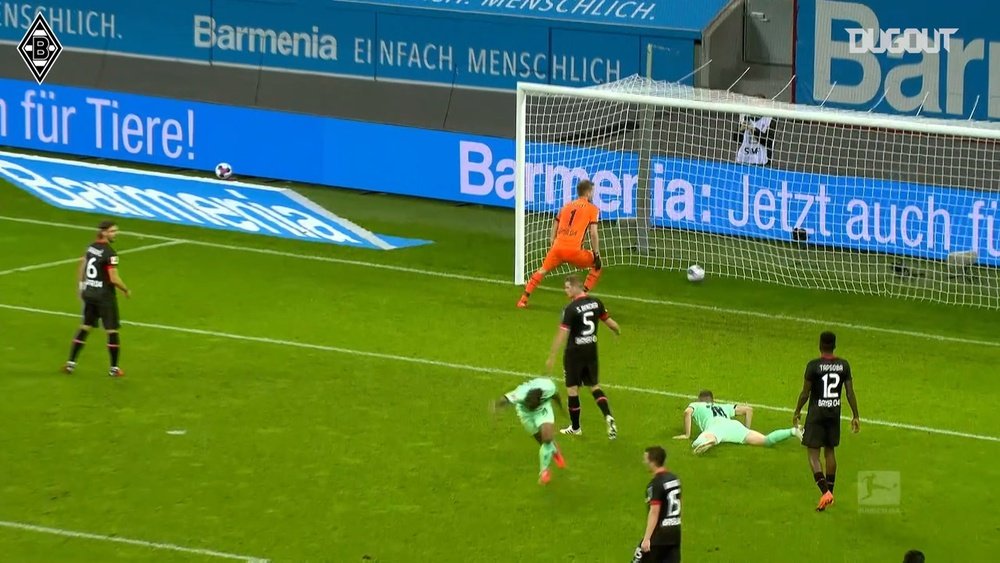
[673,390,801,455]
[492,377,567,485]
[517,179,602,308]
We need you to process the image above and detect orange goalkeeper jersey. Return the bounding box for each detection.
[553,198,599,249]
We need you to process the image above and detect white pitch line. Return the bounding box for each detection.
[0,302,996,444]
[0,520,269,562]
[0,215,179,241]
[0,240,185,277]
[1,215,998,349]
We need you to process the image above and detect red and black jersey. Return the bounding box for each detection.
[81,241,119,301]
[645,470,682,546]
[803,355,853,422]
[560,295,608,360]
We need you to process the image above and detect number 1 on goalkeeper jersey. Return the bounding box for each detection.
[518,180,603,308]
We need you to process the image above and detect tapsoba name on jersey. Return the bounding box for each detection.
[82,244,119,293]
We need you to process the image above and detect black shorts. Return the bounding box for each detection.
[802,417,841,449]
[631,543,680,563]
[82,298,120,330]
[563,355,598,387]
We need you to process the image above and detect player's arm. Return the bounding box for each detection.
[792,372,810,427]
[588,223,601,265]
[642,495,662,551]
[76,257,85,295]
[601,315,620,335]
[545,325,569,373]
[597,303,620,335]
[108,266,131,297]
[550,217,559,246]
[735,404,753,429]
[845,379,860,432]
[674,407,694,439]
[492,394,515,412]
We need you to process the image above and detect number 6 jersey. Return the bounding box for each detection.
[81,241,119,301]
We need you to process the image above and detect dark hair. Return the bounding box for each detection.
[576,179,594,197]
[645,446,667,467]
[902,550,925,563]
[565,275,584,289]
[698,389,714,401]
[97,220,116,232]
[820,331,837,353]
[523,388,543,410]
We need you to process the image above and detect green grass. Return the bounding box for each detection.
[1,177,998,563]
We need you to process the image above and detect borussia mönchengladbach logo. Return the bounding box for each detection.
[17,12,63,84]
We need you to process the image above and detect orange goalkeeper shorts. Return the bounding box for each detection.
[541,246,595,271]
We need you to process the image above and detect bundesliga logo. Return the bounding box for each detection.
[17,13,63,84]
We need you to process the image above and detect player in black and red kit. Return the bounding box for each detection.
[792,331,860,511]
[64,220,131,377]
[544,275,620,439]
[633,446,682,563]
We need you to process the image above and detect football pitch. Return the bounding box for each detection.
[1,178,998,563]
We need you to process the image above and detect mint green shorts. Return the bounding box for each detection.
[517,403,555,435]
[693,419,749,447]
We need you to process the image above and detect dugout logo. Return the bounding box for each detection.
[17,13,63,84]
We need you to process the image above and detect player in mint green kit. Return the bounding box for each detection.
[493,377,567,484]
[674,390,802,455]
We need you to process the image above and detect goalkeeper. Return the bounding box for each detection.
[673,390,801,455]
[517,180,602,308]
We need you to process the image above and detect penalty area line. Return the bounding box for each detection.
[0,215,998,348]
[0,302,997,444]
[0,520,269,562]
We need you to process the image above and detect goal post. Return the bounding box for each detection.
[514,76,1000,308]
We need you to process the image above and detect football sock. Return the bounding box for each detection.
[539,442,556,473]
[583,268,602,292]
[523,272,544,297]
[568,395,581,429]
[69,329,89,361]
[592,389,612,418]
[764,428,795,446]
[814,471,830,494]
[107,333,120,367]
[826,473,836,493]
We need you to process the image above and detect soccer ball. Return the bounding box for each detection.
[215,162,233,180]
[686,264,706,282]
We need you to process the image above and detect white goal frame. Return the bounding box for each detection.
[514,79,1000,301]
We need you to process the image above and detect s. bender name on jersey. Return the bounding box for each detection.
[571,301,600,345]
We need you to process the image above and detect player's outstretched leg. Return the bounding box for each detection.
[582,251,602,293]
[591,386,616,439]
[584,267,602,293]
[64,325,91,373]
[518,269,548,308]
[744,427,800,447]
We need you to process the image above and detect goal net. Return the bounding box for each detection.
[514,76,1000,308]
